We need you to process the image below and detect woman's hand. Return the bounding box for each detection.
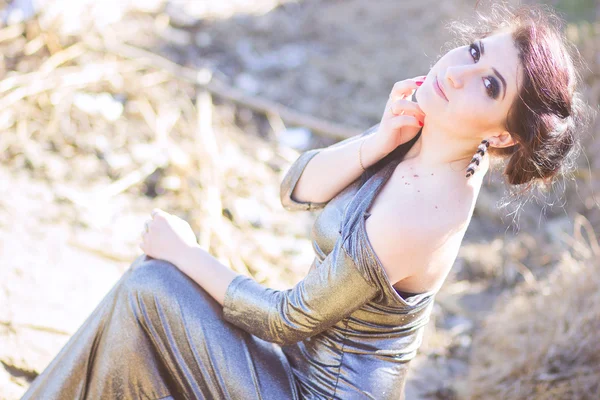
[371,76,427,155]
[139,208,199,266]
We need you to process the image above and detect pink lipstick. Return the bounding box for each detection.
[434,76,448,101]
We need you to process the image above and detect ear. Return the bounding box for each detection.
[488,130,516,148]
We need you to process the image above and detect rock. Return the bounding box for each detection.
[96,93,125,121]
[235,73,261,95]
[236,40,308,72]
[164,1,198,28]
[194,32,213,48]
[277,127,312,151]
[233,197,265,228]
[1,0,37,25]
[73,92,124,122]
[444,315,474,336]
[159,175,181,192]
[158,25,191,47]
[277,44,308,69]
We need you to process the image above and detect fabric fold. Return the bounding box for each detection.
[222,227,382,346]
[279,149,327,211]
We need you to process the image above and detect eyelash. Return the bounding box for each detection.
[468,42,500,99]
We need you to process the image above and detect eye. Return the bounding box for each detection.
[468,42,501,100]
[484,77,500,99]
[468,43,480,62]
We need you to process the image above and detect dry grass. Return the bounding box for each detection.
[463,214,600,399]
[1,1,600,398]
[0,9,328,290]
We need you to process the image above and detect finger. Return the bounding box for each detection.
[151,208,161,218]
[390,98,425,116]
[384,92,410,119]
[389,78,423,102]
[385,91,418,119]
[388,114,424,130]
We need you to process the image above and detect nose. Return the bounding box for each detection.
[445,64,485,89]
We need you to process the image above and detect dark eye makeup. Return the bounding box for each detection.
[468,41,501,100]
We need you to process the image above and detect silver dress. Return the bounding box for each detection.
[20,124,436,400]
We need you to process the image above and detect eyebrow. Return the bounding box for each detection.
[479,39,507,100]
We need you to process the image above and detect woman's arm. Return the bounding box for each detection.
[282,78,425,212]
[221,233,380,346]
[174,246,240,306]
[280,124,388,211]
[174,224,383,346]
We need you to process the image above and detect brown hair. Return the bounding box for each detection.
[446,1,595,192]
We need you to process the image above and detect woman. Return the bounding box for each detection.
[21,3,590,400]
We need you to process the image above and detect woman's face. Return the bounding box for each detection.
[417,29,523,140]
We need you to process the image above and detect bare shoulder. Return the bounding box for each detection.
[364,180,476,286]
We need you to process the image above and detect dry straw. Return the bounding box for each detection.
[464,214,600,399]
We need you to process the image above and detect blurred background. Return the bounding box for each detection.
[0,0,598,399]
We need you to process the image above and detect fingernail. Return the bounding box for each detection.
[419,121,424,126]
[416,81,423,86]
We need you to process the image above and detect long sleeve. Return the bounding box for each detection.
[222,224,381,346]
[279,123,380,212]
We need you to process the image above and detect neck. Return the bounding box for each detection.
[403,123,490,178]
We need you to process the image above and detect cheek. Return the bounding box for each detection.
[449,102,490,130]
[417,81,493,130]
[453,102,507,134]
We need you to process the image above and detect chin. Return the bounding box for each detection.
[413,86,435,118]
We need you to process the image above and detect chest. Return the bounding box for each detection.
[310,163,473,291]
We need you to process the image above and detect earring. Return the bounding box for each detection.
[465,139,490,178]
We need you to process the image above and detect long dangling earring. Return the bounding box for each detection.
[465,139,490,178]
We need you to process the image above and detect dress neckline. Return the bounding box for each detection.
[341,153,437,308]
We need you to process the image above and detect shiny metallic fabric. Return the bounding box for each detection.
[21,254,298,400]
[21,118,435,400]
[225,122,435,399]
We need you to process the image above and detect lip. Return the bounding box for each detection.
[434,76,448,101]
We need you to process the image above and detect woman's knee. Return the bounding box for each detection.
[122,256,182,299]
[120,254,217,319]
